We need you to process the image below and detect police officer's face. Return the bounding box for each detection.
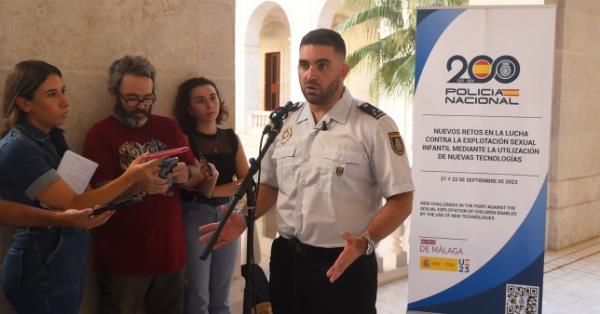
[298,44,348,106]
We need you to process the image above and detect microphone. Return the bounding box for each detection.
[321,121,328,131]
[269,101,300,124]
[264,101,301,134]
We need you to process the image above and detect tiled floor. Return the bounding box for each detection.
[541,237,600,314]
[230,236,600,313]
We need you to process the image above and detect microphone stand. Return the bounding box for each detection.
[200,103,296,314]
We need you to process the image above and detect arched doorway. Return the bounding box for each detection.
[237,1,291,137]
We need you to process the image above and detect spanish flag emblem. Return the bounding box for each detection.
[473,60,491,79]
[501,89,520,97]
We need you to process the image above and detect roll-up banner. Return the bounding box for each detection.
[408,6,556,314]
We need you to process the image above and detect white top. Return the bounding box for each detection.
[261,89,414,247]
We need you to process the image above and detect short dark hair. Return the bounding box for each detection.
[299,28,346,58]
[173,77,229,135]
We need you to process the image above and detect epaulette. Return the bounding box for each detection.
[358,103,385,119]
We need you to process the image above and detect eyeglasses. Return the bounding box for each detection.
[118,91,157,108]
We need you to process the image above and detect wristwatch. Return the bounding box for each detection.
[361,232,376,255]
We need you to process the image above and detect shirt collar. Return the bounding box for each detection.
[325,88,353,125]
[16,120,63,143]
[297,102,311,124]
[296,87,353,126]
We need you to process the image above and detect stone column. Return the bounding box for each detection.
[545,0,600,250]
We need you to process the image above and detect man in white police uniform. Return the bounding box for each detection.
[200,28,414,314]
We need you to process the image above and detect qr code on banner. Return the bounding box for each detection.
[505,284,539,314]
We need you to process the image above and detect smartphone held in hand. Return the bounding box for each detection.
[144,147,189,160]
[91,195,144,216]
[159,157,180,179]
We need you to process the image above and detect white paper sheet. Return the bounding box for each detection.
[57,150,98,194]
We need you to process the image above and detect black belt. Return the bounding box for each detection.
[282,237,343,258]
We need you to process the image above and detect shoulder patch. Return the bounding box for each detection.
[388,132,405,156]
[358,103,386,119]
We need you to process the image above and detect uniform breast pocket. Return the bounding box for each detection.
[272,145,297,195]
[319,148,370,196]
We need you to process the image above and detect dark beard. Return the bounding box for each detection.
[301,78,340,106]
[113,100,151,128]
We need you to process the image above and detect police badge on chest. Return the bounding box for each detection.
[280,125,293,145]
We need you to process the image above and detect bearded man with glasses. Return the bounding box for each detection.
[82,55,217,314]
[115,89,157,127]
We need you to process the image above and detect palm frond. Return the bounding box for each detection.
[336,5,404,34]
[339,0,467,97]
[346,29,413,69]
[370,54,415,98]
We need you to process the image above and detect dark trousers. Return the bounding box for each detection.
[97,268,185,314]
[269,236,377,314]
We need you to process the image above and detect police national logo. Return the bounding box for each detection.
[388,132,405,156]
[445,55,521,105]
[496,58,519,82]
[447,55,520,84]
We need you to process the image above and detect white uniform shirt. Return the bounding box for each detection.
[261,89,414,247]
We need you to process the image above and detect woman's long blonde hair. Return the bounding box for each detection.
[2,60,62,137]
